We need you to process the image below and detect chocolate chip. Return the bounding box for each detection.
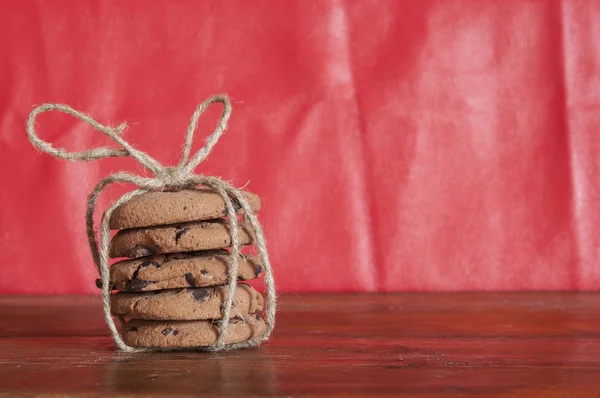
[200,269,208,276]
[95,278,114,290]
[172,330,179,336]
[185,273,196,286]
[128,245,156,258]
[129,326,138,332]
[254,264,263,277]
[255,314,261,320]
[237,276,244,281]
[183,206,188,210]
[221,198,241,216]
[175,227,190,243]
[191,288,211,303]
[161,328,172,335]
[125,278,154,292]
[141,260,160,268]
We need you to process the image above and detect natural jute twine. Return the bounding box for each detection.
[26,94,276,352]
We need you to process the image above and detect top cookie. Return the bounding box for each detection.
[109,189,261,230]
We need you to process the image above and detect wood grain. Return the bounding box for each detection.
[1,293,600,397]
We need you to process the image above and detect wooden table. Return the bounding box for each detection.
[1,293,599,397]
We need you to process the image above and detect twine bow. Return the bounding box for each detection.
[26,95,276,352]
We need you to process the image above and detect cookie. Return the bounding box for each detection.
[122,314,266,348]
[111,284,264,320]
[109,188,261,230]
[108,220,254,258]
[108,250,263,292]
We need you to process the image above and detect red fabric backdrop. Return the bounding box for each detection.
[1,0,600,294]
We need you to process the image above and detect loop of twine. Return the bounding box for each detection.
[26,95,276,352]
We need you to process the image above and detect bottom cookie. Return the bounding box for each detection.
[122,315,266,348]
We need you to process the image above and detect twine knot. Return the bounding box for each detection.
[155,166,194,189]
[25,94,276,353]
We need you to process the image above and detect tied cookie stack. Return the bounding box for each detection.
[25,94,276,352]
[106,189,267,349]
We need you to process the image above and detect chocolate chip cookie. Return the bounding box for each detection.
[109,188,261,230]
[111,284,264,320]
[122,314,266,348]
[109,250,262,292]
[108,220,254,258]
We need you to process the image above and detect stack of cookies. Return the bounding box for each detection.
[103,189,267,349]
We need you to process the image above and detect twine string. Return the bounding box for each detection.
[26,95,276,352]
